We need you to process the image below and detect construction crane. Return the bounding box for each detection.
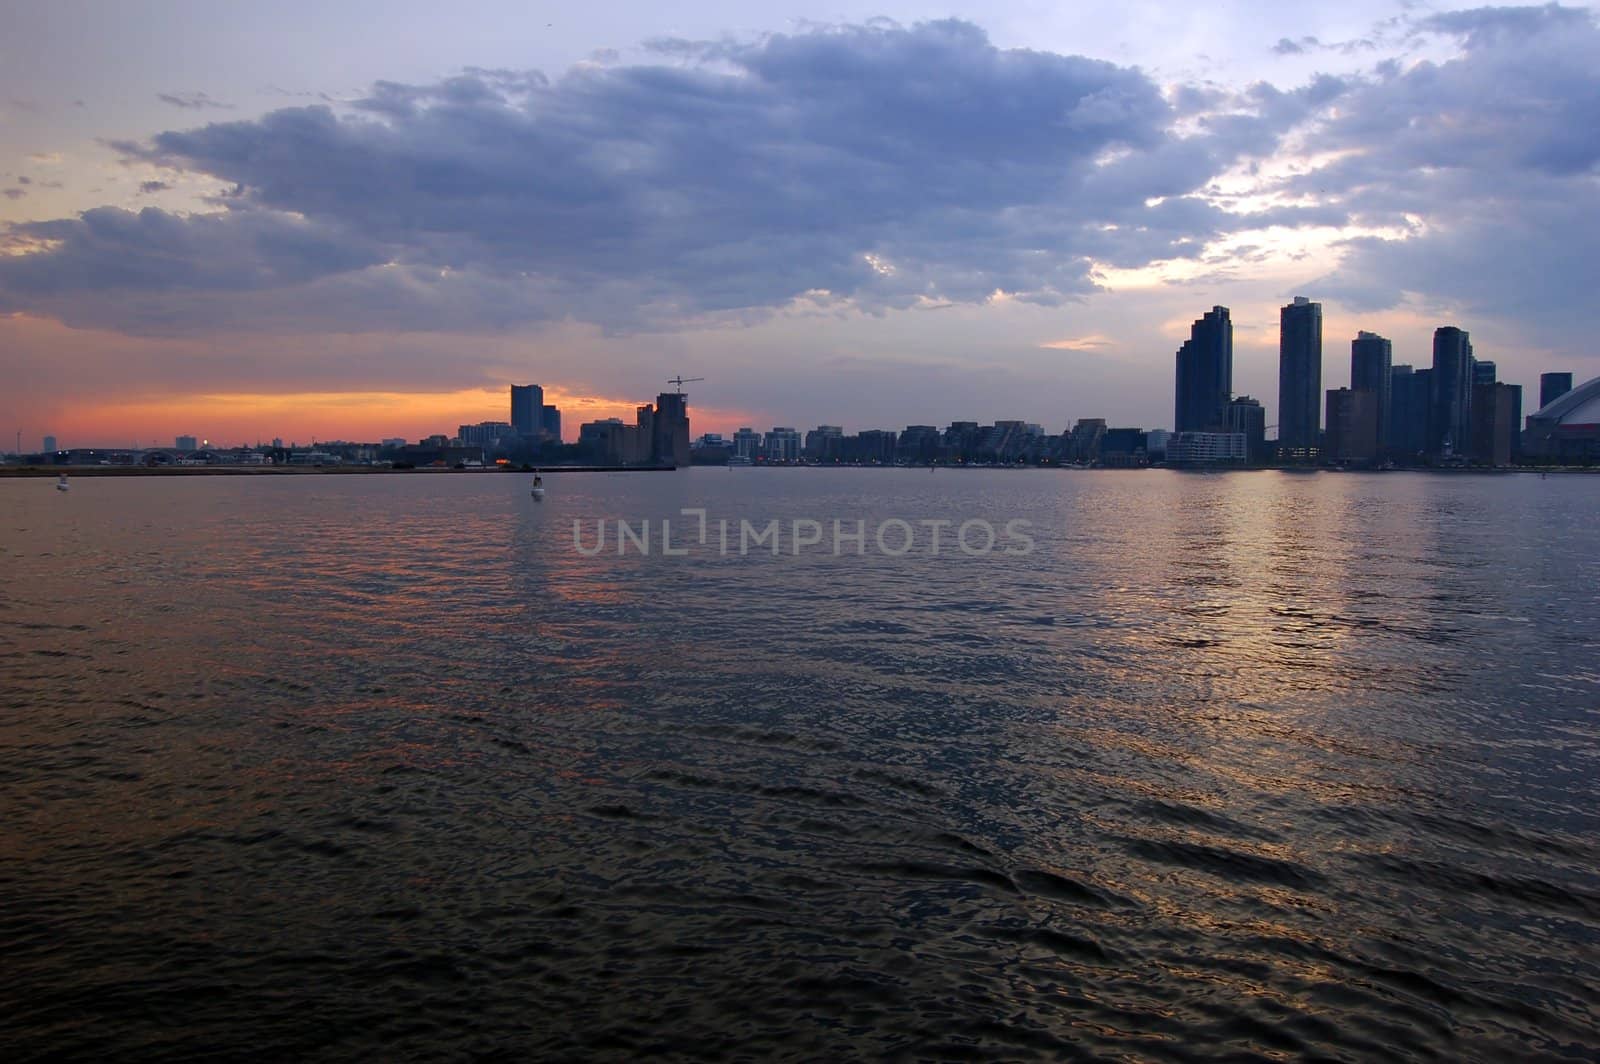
[667,375,704,394]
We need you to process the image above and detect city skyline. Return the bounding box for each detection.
[4,4,1600,445]
[19,303,1579,456]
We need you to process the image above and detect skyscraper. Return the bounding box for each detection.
[653,392,691,467]
[43,435,57,453]
[1173,306,1232,433]
[1389,365,1432,460]
[1351,331,1392,454]
[510,384,544,437]
[1540,372,1574,409]
[541,404,561,441]
[1325,388,1380,463]
[1278,296,1323,459]
[1429,327,1473,458]
[1472,360,1497,386]
[1471,382,1518,466]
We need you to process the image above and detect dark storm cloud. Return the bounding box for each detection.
[0,206,391,330]
[1307,4,1600,340]
[0,20,1339,336]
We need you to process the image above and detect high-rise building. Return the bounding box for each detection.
[1472,360,1497,386]
[652,392,690,467]
[1226,396,1267,464]
[1278,296,1323,460]
[1540,372,1574,409]
[1471,382,1518,466]
[1325,388,1381,463]
[541,405,561,442]
[1509,384,1523,458]
[42,435,57,453]
[1174,306,1232,434]
[1429,327,1473,458]
[1389,365,1431,460]
[176,435,198,451]
[510,384,544,436]
[1351,331,1392,454]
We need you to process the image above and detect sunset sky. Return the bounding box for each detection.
[3,1,1598,448]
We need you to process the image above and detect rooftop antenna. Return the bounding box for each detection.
[667,375,704,395]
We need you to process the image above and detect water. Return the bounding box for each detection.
[2,469,1597,1061]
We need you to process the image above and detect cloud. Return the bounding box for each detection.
[3,188,25,200]
[1271,36,1318,55]
[139,180,172,194]
[1040,335,1114,350]
[156,91,235,110]
[1305,4,1600,344]
[0,19,1335,337]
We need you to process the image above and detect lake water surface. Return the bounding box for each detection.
[3,469,1598,1060]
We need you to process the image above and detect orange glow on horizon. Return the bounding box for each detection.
[46,386,760,449]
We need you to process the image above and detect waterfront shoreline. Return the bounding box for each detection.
[0,464,679,477]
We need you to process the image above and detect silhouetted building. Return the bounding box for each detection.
[1540,372,1573,410]
[457,421,514,447]
[176,435,198,451]
[1471,382,1518,466]
[1226,396,1267,465]
[43,435,57,453]
[1100,428,1147,466]
[1174,306,1233,434]
[1389,365,1431,460]
[1472,360,1497,386]
[896,425,940,463]
[1068,418,1107,463]
[732,428,762,460]
[1278,296,1322,460]
[1430,327,1473,459]
[653,392,690,467]
[1509,384,1523,458]
[943,421,982,459]
[843,430,897,464]
[542,405,561,441]
[1351,331,1392,454]
[1325,387,1380,464]
[511,384,544,437]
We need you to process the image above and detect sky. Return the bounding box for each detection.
[3,0,1598,448]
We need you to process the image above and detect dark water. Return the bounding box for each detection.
[3,469,1598,1061]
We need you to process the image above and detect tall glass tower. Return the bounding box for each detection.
[1351,331,1393,454]
[1173,306,1233,433]
[1277,297,1323,458]
[1430,327,1473,458]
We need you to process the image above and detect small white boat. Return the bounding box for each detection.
[531,474,545,500]
[55,474,70,492]
[531,487,545,500]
